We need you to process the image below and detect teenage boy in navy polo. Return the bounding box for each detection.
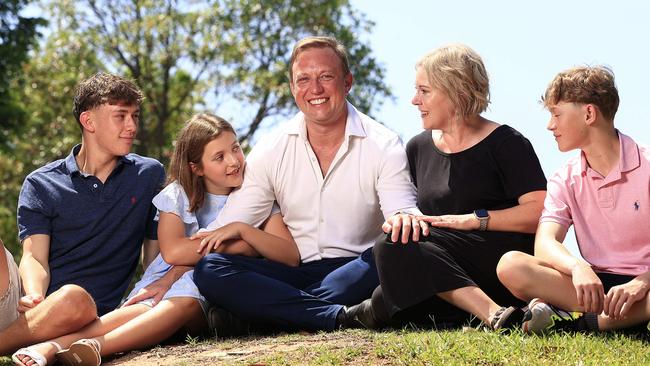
[0,73,179,355]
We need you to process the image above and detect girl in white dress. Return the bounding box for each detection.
[13,113,298,366]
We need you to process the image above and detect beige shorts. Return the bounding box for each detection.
[0,247,22,330]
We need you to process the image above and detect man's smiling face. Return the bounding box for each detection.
[289,46,353,127]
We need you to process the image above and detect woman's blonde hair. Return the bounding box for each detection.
[416,44,490,118]
[168,113,236,212]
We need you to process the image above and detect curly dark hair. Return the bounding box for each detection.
[72,72,144,129]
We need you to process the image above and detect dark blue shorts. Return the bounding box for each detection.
[596,272,635,292]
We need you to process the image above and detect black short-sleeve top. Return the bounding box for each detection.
[406,125,547,216]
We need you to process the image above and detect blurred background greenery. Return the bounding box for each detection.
[0,0,391,258]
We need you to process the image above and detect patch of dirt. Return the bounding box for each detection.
[103,330,380,365]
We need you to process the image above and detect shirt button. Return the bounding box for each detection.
[93,183,98,188]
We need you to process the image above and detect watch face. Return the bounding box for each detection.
[475,209,489,218]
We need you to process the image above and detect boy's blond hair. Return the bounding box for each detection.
[543,66,619,121]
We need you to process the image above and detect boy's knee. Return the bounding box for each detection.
[497,251,535,294]
[23,284,98,337]
[497,251,525,277]
[52,284,97,322]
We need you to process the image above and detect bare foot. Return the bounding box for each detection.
[12,341,62,366]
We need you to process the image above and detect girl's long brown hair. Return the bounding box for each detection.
[168,113,236,212]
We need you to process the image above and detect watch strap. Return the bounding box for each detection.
[473,209,489,231]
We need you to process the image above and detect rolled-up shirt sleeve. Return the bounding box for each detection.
[376,135,421,218]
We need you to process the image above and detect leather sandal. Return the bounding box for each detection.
[55,338,102,366]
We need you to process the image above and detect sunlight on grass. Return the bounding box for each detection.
[1,328,647,365]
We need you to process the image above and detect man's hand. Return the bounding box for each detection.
[604,277,650,319]
[192,223,246,256]
[417,214,480,231]
[570,262,605,314]
[382,213,429,244]
[17,293,44,313]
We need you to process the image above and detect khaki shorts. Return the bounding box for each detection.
[0,247,22,330]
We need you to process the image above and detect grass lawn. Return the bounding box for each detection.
[2,327,648,365]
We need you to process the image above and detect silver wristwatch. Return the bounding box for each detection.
[473,209,490,231]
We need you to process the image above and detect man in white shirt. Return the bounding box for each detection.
[193,36,420,332]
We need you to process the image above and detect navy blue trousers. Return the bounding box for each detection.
[193,247,378,331]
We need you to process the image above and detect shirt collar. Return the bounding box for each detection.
[579,130,640,179]
[617,131,640,173]
[286,101,368,140]
[64,144,134,176]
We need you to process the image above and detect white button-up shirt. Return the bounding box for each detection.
[207,102,418,262]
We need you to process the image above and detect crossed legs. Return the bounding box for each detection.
[0,284,97,355]
[194,249,379,332]
[372,229,532,328]
[497,251,650,330]
[14,297,205,364]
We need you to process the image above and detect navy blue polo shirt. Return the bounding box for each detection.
[17,144,165,315]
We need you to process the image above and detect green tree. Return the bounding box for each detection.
[1,0,46,253]
[0,0,46,150]
[2,0,392,255]
[214,0,393,145]
[0,26,103,255]
[44,0,392,158]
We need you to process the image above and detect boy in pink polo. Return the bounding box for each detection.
[496,65,650,334]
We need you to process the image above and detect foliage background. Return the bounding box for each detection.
[0,0,392,257]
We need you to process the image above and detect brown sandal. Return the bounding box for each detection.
[490,306,524,331]
[55,338,101,366]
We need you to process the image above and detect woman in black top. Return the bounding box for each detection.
[348,44,547,330]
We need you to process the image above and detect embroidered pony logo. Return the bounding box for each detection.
[634,201,640,211]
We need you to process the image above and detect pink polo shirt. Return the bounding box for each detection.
[541,131,650,276]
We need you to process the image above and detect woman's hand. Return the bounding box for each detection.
[192,223,246,256]
[382,213,429,244]
[417,214,479,231]
[604,277,650,319]
[121,278,170,308]
[570,262,605,314]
